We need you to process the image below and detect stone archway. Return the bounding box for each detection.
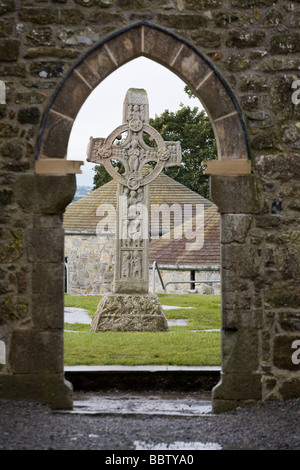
[36,21,251,173]
[35,22,258,412]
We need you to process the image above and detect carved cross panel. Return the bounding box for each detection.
[87,88,181,190]
[86,88,181,294]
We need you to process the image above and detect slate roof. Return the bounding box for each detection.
[63,173,220,267]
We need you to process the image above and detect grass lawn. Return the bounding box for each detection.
[64,293,221,366]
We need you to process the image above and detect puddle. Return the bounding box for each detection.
[134,440,222,450]
[59,392,213,417]
[162,305,194,310]
[64,307,91,324]
[167,319,188,326]
[0,340,5,364]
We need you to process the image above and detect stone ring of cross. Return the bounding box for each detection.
[98,121,171,189]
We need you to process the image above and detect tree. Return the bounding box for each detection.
[93,160,123,190]
[93,90,217,199]
[148,105,216,199]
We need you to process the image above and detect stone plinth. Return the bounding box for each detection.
[91,293,169,332]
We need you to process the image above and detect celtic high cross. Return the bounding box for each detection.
[87,88,181,296]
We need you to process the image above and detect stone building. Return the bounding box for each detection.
[1,1,300,412]
[63,173,220,295]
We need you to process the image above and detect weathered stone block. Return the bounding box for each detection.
[91,293,169,332]
[282,123,300,151]
[0,38,20,61]
[19,7,84,25]
[0,123,19,138]
[0,21,13,37]
[265,281,300,308]
[276,244,300,281]
[41,112,73,159]
[73,60,101,89]
[279,378,300,401]
[26,227,64,262]
[17,106,41,124]
[191,30,221,48]
[9,329,64,373]
[210,175,260,214]
[251,129,280,151]
[269,31,300,55]
[26,26,53,46]
[24,47,80,60]
[213,11,240,28]
[51,71,91,119]
[157,13,207,29]
[16,174,76,214]
[102,27,142,67]
[186,0,222,8]
[278,312,300,332]
[221,214,252,243]
[270,75,300,121]
[240,74,269,92]
[223,53,250,72]
[214,112,249,159]
[0,228,23,264]
[82,46,117,81]
[0,373,73,410]
[231,0,277,6]
[222,328,260,372]
[0,63,27,77]
[0,187,13,206]
[223,308,263,330]
[0,0,15,15]
[87,9,123,24]
[226,30,266,48]
[0,295,28,322]
[255,153,300,181]
[199,72,237,121]
[212,371,262,402]
[30,61,64,79]
[32,289,64,329]
[222,244,261,279]
[143,26,185,68]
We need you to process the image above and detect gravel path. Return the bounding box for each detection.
[0,393,299,450]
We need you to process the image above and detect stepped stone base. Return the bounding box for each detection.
[91,293,169,332]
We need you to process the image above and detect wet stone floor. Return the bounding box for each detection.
[67,391,212,417]
[56,391,222,450]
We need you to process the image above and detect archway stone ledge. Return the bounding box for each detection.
[35,159,84,176]
[212,372,263,413]
[0,374,73,410]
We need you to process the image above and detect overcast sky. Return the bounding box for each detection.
[67,56,202,187]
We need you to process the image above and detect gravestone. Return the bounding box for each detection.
[87,88,181,331]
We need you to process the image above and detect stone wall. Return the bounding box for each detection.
[65,233,115,295]
[0,0,300,411]
[65,233,220,295]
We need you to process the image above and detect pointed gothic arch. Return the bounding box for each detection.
[35,21,251,176]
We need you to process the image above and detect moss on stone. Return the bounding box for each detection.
[223,53,250,72]
[0,295,28,321]
[0,230,23,263]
